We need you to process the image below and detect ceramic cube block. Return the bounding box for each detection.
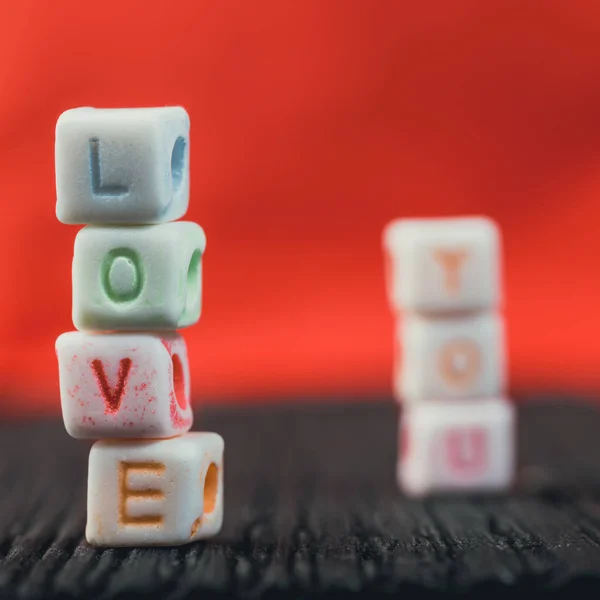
[56,331,193,439]
[72,222,206,331]
[86,433,224,547]
[55,107,190,225]
[382,216,501,313]
[396,312,505,402]
[398,398,515,496]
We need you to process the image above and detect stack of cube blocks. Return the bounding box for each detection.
[383,217,515,496]
[54,107,224,547]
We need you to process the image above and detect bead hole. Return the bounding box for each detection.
[203,463,218,514]
[183,249,201,320]
[171,353,187,410]
[171,136,186,193]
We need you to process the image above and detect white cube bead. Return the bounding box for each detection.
[86,433,224,547]
[398,398,515,496]
[396,312,505,402]
[72,222,206,331]
[56,331,193,439]
[55,107,190,225]
[382,216,501,313]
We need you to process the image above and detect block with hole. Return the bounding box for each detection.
[382,216,501,314]
[86,433,224,547]
[55,107,190,225]
[56,331,192,439]
[395,311,506,403]
[398,398,515,496]
[71,222,206,330]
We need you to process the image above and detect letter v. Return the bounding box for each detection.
[91,358,133,413]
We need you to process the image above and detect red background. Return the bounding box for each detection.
[1,0,600,414]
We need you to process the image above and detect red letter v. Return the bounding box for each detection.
[91,358,132,413]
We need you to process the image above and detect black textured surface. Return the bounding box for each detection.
[2,399,600,598]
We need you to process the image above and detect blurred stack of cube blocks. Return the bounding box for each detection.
[383,217,515,496]
[55,107,224,547]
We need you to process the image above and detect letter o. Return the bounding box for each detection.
[438,339,481,389]
[100,248,145,303]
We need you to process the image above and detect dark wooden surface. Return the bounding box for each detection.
[1,398,600,598]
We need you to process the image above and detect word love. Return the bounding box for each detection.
[56,106,225,548]
[56,332,193,439]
